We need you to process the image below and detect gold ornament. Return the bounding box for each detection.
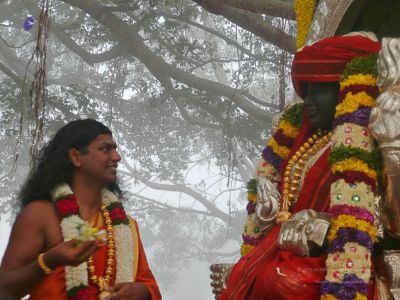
[87,205,115,295]
[277,131,333,224]
[99,290,112,300]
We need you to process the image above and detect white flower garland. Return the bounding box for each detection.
[52,183,135,297]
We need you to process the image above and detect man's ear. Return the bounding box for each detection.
[69,148,82,167]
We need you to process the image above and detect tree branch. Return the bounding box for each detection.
[219,0,295,20]
[156,11,275,63]
[55,11,85,31]
[0,62,23,86]
[174,99,221,129]
[22,0,126,65]
[119,159,241,230]
[60,0,276,122]
[192,0,296,53]
[129,193,217,218]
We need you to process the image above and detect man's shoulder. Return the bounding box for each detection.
[22,199,56,214]
[17,200,58,228]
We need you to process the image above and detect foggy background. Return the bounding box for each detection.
[0,0,296,299]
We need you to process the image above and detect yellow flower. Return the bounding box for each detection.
[77,223,106,243]
[335,92,376,118]
[268,137,291,159]
[331,158,377,181]
[240,243,255,257]
[355,293,368,300]
[279,119,300,138]
[328,215,376,241]
[340,74,377,90]
[321,295,338,300]
[295,0,316,48]
[248,192,257,204]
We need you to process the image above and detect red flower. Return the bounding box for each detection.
[56,196,79,217]
[109,206,127,221]
[69,288,89,300]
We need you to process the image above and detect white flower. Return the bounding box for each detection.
[65,263,88,289]
[114,224,134,282]
[77,223,107,242]
[52,183,73,200]
[101,188,118,206]
[54,183,135,297]
[61,215,85,241]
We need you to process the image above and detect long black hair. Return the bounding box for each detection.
[20,119,121,207]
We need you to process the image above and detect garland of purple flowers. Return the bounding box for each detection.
[240,103,304,257]
[321,55,382,300]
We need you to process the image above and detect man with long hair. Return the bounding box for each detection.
[0,119,161,300]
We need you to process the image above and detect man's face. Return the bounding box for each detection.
[76,134,121,185]
[303,82,339,131]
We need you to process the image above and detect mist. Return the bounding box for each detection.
[0,1,294,299]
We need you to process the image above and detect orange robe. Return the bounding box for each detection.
[29,216,161,300]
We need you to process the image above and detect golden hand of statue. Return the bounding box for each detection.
[209,263,234,298]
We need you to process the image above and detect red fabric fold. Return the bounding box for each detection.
[291,35,380,98]
[220,116,332,300]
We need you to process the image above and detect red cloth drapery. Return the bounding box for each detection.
[220,33,381,300]
[291,35,380,98]
[220,114,334,300]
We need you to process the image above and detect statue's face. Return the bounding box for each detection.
[303,82,339,131]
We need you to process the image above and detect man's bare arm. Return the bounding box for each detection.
[0,200,97,299]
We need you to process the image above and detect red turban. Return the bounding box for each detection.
[291,34,381,98]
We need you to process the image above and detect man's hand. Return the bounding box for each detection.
[44,240,98,268]
[106,282,150,300]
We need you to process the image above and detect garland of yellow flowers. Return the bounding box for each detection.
[241,103,303,256]
[295,0,317,48]
[321,54,382,299]
[240,54,382,300]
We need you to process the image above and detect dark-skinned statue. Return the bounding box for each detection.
[211,31,400,300]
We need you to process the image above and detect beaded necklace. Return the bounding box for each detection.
[277,131,333,223]
[87,204,115,299]
[52,184,134,300]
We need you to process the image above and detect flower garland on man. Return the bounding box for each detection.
[220,33,383,300]
[0,119,161,300]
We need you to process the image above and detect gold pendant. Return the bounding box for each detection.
[99,290,112,300]
[276,211,291,224]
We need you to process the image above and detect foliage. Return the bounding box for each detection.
[341,54,379,80]
[0,0,295,295]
